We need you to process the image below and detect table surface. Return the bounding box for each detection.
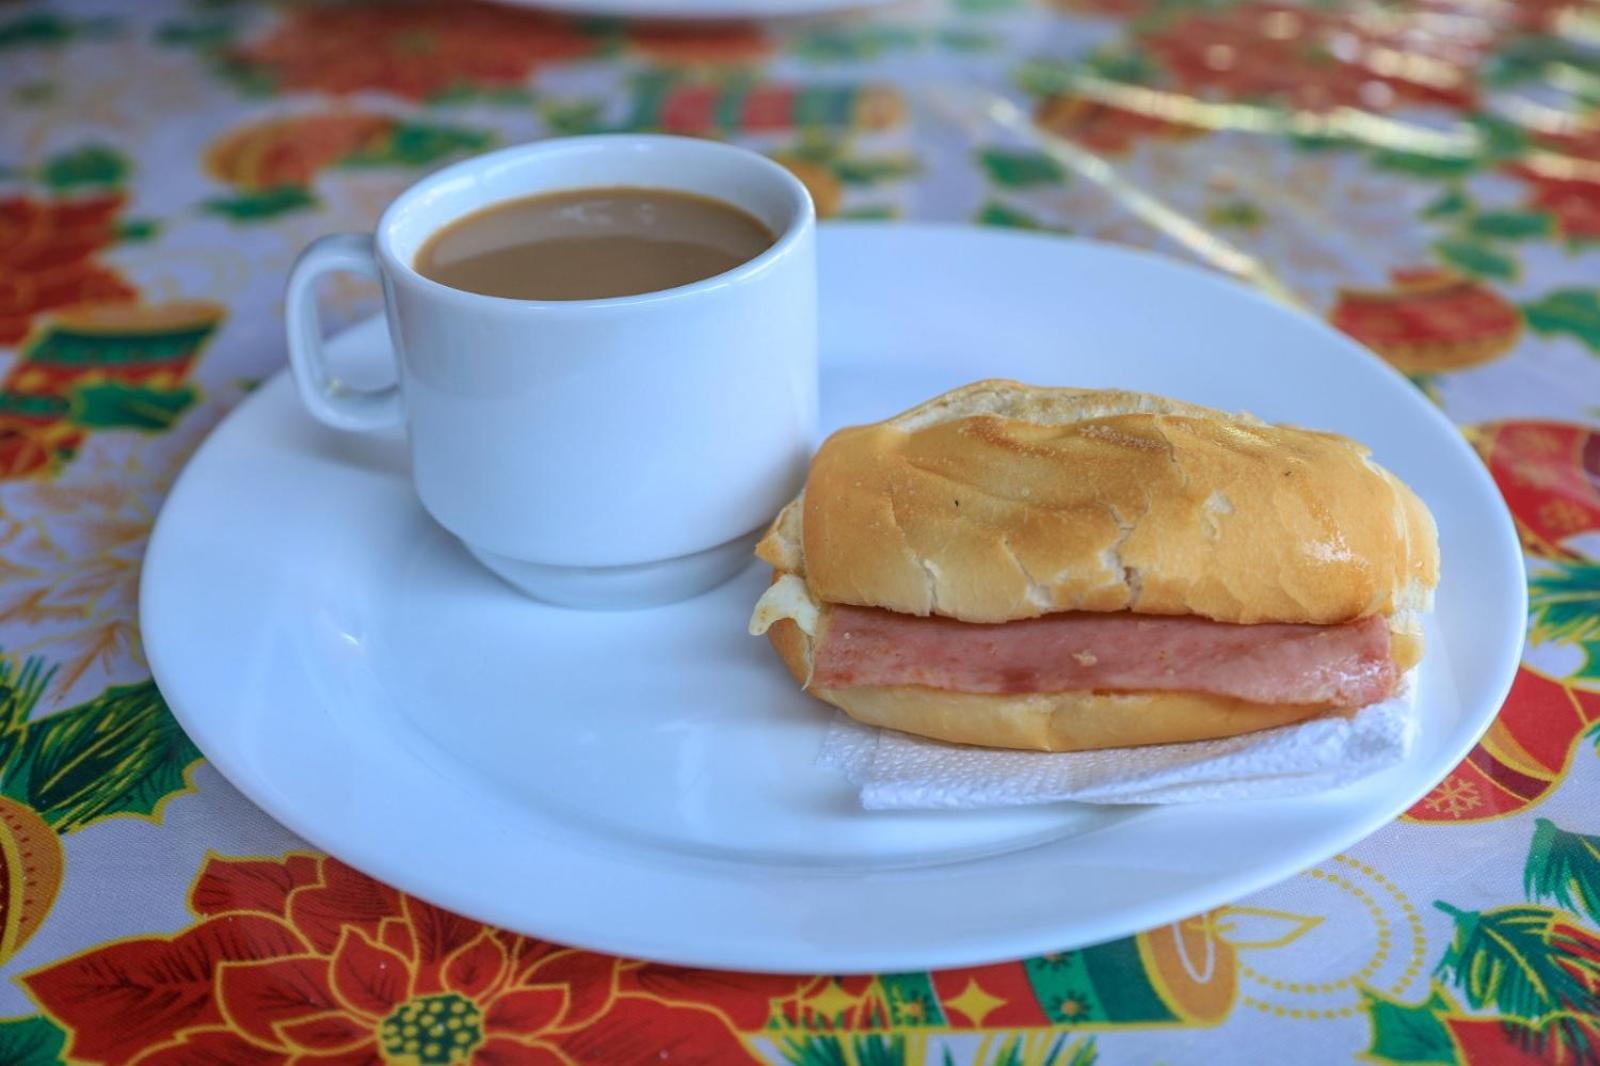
[1,0,1598,1062]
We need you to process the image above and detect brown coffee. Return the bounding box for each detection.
[413,187,775,301]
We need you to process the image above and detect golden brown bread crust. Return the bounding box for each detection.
[765,611,1331,751]
[821,687,1332,751]
[768,380,1436,670]
[768,616,812,684]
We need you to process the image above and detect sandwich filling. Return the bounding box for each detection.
[753,576,1397,708]
[810,606,1396,707]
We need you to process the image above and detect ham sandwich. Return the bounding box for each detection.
[749,381,1438,752]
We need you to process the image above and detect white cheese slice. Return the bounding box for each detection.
[748,573,820,637]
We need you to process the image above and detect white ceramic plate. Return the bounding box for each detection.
[142,225,1525,974]
[492,0,891,21]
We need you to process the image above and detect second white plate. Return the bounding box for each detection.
[142,225,1525,973]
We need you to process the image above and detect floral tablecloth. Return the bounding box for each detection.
[1,0,1598,1062]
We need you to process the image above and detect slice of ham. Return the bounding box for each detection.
[810,606,1397,707]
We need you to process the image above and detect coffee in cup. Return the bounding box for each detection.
[414,187,776,301]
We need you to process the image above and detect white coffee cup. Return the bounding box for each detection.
[286,135,817,609]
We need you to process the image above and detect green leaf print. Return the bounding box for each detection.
[0,1016,68,1066]
[213,53,279,97]
[40,145,129,190]
[1524,290,1600,354]
[117,218,160,243]
[1288,130,1359,153]
[1468,210,1553,240]
[0,681,203,832]
[1525,819,1600,927]
[1467,113,1530,162]
[542,99,608,136]
[72,383,197,431]
[11,81,57,105]
[1207,199,1264,229]
[203,185,318,221]
[779,1033,906,1066]
[1081,48,1159,86]
[1433,901,1600,1058]
[954,0,1025,13]
[937,28,999,52]
[0,13,119,50]
[877,974,946,1027]
[155,17,239,48]
[1372,149,1477,179]
[1486,35,1600,92]
[978,149,1065,188]
[1421,188,1470,219]
[835,205,897,220]
[996,1034,1077,1066]
[942,1033,1092,1066]
[986,1035,1029,1066]
[1527,557,1600,649]
[832,157,920,186]
[0,658,52,738]
[340,121,494,168]
[1062,1039,1097,1066]
[976,201,1061,231]
[1015,61,1075,98]
[1433,237,1517,281]
[427,84,537,107]
[1360,985,1458,1064]
[791,26,921,63]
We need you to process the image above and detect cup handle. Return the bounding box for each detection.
[286,233,403,431]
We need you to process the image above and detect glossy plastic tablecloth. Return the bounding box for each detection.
[1,0,1597,1062]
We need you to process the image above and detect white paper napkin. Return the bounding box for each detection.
[817,686,1416,809]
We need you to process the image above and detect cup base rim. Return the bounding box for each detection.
[464,531,761,610]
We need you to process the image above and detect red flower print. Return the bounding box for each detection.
[1519,173,1600,240]
[1446,1014,1600,1066]
[1041,0,1155,15]
[25,854,763,1065]
[0,195,137,346]
[25,914,309,1062]
[1328,268,1522,373]
[1506,125,1600,240]
[229,1,599,100]
[1139,2,1479,112]
[627,23,774,66]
